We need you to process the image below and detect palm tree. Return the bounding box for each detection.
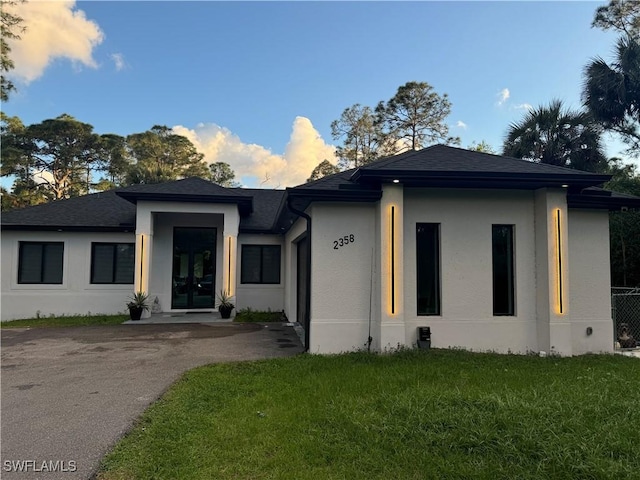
[583,35,640,156]
[502,100,608,173]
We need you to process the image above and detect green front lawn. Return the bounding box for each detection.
[98,349,640,479]
[234,308,283,323]
[0,314,129,328]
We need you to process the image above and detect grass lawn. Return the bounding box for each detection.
[98,349,640,480]
[0,314,129,328]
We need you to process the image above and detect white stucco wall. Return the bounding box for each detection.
[1,230,136,320]
[403,188,538,353]
[236,234,284,312]
[568,209,613,354]
[308,202,377,353]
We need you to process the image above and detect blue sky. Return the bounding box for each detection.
[3,1,631,188]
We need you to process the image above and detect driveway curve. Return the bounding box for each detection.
[1,323,303,479]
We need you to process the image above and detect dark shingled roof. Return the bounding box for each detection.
[293,169,357,190]
[358,145,609,176]
[117,177,244,197]
[232,188,286,232]
[1,181,286,232]
[1,190,136,231]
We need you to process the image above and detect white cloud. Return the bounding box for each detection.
[172,117,336,188]
[110,53,126,71]
[456,120,467,129]
[496,88,510,106]
[514,103,534,111]
[5,0,104,83]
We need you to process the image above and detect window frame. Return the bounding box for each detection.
[90,242,136,285]
[18,241,64,285]
[492,224,516,316]
[416,223,441,316]
[240,244,281,285]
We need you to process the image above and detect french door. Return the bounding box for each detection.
[171,228,216,309]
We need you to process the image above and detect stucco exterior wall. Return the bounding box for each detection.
[403,188,538,353]
[236,234,284,311]
[308,202,377,353]
[568,209,613,354]
[1,230,135,320]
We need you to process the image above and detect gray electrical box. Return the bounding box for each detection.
[417,326,431,350]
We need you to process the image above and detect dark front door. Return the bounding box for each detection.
[296,235,309,349]
[172,227,216,309]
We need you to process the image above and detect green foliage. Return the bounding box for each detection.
[467,140,496,154]
[604,159,640,286]
[1,314,128,328]
[215,290,234,309]
[1,113,106,201]
[126,125,209,185]
[98,350,640,480]
[583,35,640,157]
[306,159,340,183]
[331,104,385,168]
[592,0,640,38]
[209,161,240,187]
[503,99,608,172]
[0,0,25,102]
[126,292,150,311]
[234,308,282,323]
[375,81,460,152]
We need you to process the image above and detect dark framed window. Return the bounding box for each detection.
[91,243,135,284]
[492,225,515,316]
[241,245,281,284]
[18,242,64,284]
[416,224,440,315]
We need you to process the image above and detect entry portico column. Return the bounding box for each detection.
[222,209,239,299]
[134,208,154,318]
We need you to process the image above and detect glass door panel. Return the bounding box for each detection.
[172,228,216,309]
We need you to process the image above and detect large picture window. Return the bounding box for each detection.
[18,242,64,284]
[492,225,515,316]
[241,245,281,284]
[91,243,135,284]
[416,223,440,315]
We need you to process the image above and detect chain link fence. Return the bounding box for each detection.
[612,287,640,350]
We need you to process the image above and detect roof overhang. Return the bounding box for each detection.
[349,169,611,190]
[115,191,253,216]
[1,224,134,232]
[568,190,640,211]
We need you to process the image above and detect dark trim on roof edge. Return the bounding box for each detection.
[116,192,253,215]
[567,193,640,211]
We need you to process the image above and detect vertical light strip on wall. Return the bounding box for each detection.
[555,209,564,314]
[139,235,144,292]
[391,205,395,315]
[227,236,232,294]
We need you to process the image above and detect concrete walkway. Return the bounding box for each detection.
[1,322,303,480]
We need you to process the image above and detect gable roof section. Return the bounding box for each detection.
[116,177,253,215]
[1,190,136,231]
[350,145,611,189]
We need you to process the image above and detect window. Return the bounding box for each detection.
[18,242,64,284]
[416,224,440,315]
[91,243,135,284]
[241,245,281,284]
[492,225,515,316]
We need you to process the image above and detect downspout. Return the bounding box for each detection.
[287,196,311,352]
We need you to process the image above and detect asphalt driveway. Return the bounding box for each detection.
[1,322,303,479]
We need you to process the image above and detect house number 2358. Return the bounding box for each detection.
[333,234,355,250]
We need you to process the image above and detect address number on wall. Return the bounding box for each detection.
[333,234,355,250]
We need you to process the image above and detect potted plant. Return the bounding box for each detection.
[216,290,235,319]
[127,291,149,320]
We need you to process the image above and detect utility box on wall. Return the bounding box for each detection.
[417,326,431,350]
